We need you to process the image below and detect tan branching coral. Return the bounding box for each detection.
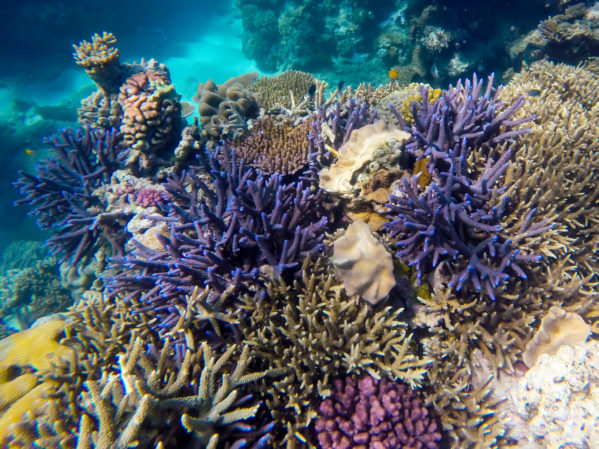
[193,72,259,138]
[119,70,183,172]
[251,70,316,111]
[238,257,429,448]
[332,220,396,304]
[73,32,122,93]
[233,115,316,174]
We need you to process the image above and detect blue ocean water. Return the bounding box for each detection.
[1,1,598,448]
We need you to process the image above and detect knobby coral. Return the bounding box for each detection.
[315,375,442,449]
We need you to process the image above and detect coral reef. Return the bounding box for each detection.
[119,69,184,173]
[108,143,327,337]
[0,257,73,330]
[239,257,429,447]
[506,340,599,448]
[14,127,129,264]
[193,72,259,138]
[332,220,396,305]
[233,115,317,175]
[315,375,442,449]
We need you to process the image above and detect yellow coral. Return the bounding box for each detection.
[0,319,74,439]
[72,31,119,72]
[400,87,442,125]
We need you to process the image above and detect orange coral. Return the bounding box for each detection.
[118,70,183,172]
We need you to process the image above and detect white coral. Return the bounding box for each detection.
[507,340,599,449]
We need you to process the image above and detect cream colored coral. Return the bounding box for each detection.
[507,340,599,449]
[332,220,395,304]
[319,120,410,195]
[523,306,591,367]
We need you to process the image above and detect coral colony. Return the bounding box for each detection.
[386,76,547,299]
[4,29,599,449]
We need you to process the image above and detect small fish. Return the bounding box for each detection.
[388,68,399,79]
[337,80,345,91]
[430,63,440,80]
[307,83,316,97]
[526,88,541,97]
[24,148,35,156]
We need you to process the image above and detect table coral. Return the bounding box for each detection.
[250,70,317,111]
[315,374,442,449]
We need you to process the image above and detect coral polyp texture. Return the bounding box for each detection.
[233,115,317,174]
[315,375,442,449]
[14,127,129,264]
[119,69,183,173]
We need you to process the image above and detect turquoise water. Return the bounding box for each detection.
[1,1,598,448]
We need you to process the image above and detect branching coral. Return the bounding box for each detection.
[238,257,430,448]
[315,375,442,449]
[14,127,130,264]
[73,32,124,93]
[385,74,545,299]
[233,115,318,175]
[108,143,327,337]
[250,70,317,112]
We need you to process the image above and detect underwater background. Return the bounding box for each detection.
[1,0,599,448]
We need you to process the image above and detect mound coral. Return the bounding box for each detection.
[193,72,259,138]
[108,144,327,336]
[14,127,129,264]
[119,69,184,173]
[315,375,442,449]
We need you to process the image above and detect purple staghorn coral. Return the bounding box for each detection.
[108,142,327,333]
[392,73,534,168]
[14,127,129,264]
[385,74,548,299]
[315,375,442,449]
